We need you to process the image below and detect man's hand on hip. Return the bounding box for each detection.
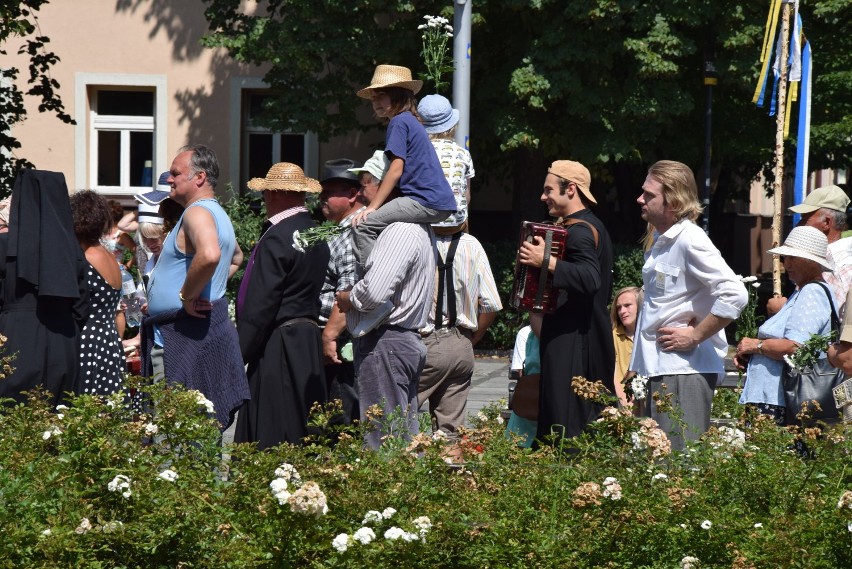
[657,326,698,352]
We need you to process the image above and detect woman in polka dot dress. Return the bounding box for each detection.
[70,191,126,396]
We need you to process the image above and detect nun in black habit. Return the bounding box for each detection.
[0,170,89,406]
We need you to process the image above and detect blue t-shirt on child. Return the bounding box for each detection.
[385,111,457,212]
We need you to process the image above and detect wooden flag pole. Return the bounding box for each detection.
[772,1,793,296]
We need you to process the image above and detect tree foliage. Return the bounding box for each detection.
[201,0,852,235]
[202,0,449,141]
[0,0,74,195]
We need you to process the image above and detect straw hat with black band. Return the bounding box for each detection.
[357,65,423,99]
[247,163,321,193]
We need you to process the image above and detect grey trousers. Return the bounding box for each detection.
[417,327,475,435]
[647,373,716,451]
[355,326,427,449]
[351,196,448,265]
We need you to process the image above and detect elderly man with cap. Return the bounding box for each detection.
[769,185,852,316]
[317,158,367,424]
[517,159,614,444]
[233,162,330,448]
[630,160,747,450]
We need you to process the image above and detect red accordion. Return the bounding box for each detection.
[510,222,568,313]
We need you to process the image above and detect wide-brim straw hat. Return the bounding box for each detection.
[767,225,834,271]
[357,64,423,99]
[247,162,321,193]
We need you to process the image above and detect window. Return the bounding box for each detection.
[74,73,167,198]
[92,89,155,191]
[239,91,311,192]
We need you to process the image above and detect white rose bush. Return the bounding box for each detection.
[1,359,852,566]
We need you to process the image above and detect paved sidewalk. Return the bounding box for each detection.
[464,355,511,423]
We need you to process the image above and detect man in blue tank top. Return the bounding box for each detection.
[142,144,249,429]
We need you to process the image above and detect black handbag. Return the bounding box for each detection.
[782,282,845,425]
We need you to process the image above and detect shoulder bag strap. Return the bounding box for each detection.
[811,281,840,332]
[563,218,600,250]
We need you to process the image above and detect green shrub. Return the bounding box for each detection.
[219,187,266,303]
[479,240,526,350]
[612,243,645,293]
[2,374,850,568]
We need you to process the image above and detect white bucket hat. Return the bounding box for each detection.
[767,225,834,271]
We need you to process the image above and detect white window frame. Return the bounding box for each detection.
[74,73,167,197]
[228,77,317,193]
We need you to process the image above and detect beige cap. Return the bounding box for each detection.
[548,160,596,205]
[789,184,850,214]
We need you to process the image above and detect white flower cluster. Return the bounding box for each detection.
[275,462,302,483]
[631,374,648,401]
[631,418,672,458]
[837,490,852,510]
[652,472,668,481]
[288,481,329,518]
[269,463,305,507]
[269,463,327,518]
[384,526,420,541]
[738,274,760,288]
[107,474,132,499]
[680,556,700,569]
[700,519,712,530]
[144,422,159,436]
[42,426,62,440]
[602,477,622,501]
[158,468,178,482]
[332,510,432,553]
[711,426,746,450]
[55,404,67,420]
[418,14,453,37]
[75,517,93,534]
[70,518,124,535]
[191,391,215,415]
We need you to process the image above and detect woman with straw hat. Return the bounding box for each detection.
[734,226,837,424]
[233,163,331,448]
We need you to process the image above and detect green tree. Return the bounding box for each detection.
[201,0,448,142]
[0,0,75,195]
[201,1,852,243]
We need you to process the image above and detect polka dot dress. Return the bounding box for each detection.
[79,265,125,396]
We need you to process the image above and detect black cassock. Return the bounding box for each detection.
[234,212,330,449]
[535,208,615,443]
[0,171,89,407]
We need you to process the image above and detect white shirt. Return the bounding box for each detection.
[630,219,747,379]
[511,325,532,371]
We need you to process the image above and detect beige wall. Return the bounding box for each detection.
[7,0,264,199]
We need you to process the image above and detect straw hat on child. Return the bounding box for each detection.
[247,163,321,193]
[357,65,423,99]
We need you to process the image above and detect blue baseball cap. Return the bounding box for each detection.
[135,171,172,206]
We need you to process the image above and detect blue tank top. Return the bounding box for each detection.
[146,199,236,315]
